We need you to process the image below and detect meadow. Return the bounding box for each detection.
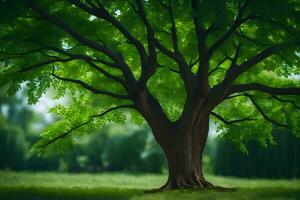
[0,171,299,200]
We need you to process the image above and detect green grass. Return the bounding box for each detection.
[0,171,299,200]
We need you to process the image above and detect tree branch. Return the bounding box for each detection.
[51,69,129,100]
[84,59,125,85]
[131,0,162,87]
[27,0,137,87]
[210,112,255,124]
[131,0,195,92]
[158,64,180,74]
[226,45,277,81]
[229,83,300,96]
[26,0,121,62]
[37,104,135,148]
[208,56,230,75]
[235,28,269,47]
[226,93,244,100]
[45,45,119,69]
[165,0,179,53]
[17,57,75,73]
[207,0,252,58]
[165,0,196,94]
[217,44,282,94]
[68,0,148,66]
[28,42,125,83]
[271,95,300,109]
[192,0,210,93]
[243,93,289,128]
[154,40,176,59]
[9,42,125,85]
[40,44,125,84]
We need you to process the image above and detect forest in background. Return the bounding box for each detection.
[1,88,300,178]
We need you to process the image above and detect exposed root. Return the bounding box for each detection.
[145,177,219,193]
[200,178,214,188]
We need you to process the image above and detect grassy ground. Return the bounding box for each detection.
[0,171,299,200]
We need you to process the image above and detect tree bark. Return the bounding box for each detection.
[158,116,213,190]
[135,90,213,190]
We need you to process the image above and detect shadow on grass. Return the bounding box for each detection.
[1,186,299,200]
[251,187,300,199]
[0,186,141,200]
[138,187,300,200]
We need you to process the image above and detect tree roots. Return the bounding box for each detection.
[145,176,227,193]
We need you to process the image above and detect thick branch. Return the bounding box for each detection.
[37,104,135,148]
[134,0,156,56]
[230,83,300,96]
[227,46,276,81]
[210,112,255,124]
[165,0,195,95]
[214,44,281,98]
[129,0,161,87]
[27,0,136,86]
[191,0,210,93]
[68,0,148,65]
[210,42,298,105]
[131,0,194,92]
[27,0,120,61]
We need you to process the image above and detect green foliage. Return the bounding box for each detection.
[0,89,166,172]
[0,0,299,153]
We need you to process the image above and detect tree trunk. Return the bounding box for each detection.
[134,90,213,190]
[158,116,213,190]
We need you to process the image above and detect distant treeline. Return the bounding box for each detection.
[0,114,166,173]
[1,90,300,177]
[0,90,166,173]
[213,127,300,178]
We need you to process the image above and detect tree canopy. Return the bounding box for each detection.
[0,0,300,153]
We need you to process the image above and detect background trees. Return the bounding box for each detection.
[0,88,166,173]
[214,126,300,178]
[1,90,300,177]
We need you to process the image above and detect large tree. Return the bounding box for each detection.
[0,0,300,189]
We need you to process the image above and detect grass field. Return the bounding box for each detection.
[0,171,299,200]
